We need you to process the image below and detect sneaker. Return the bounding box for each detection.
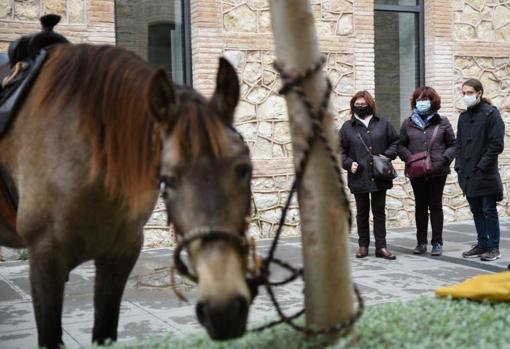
[413,244,427,255]
[480,248,500,262]
[462,245,487,258]
[431,244,442,256]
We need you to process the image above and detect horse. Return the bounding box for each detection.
[0,44,253,348]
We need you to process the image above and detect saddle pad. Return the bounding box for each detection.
[0,49,48,136]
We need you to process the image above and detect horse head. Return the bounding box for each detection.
[147,58,253,340]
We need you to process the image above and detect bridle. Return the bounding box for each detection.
[157,56,364,336]
[160,188,261,301]
[159,130,261,300]
[172,225,250,283]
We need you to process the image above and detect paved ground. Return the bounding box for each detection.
[0,218,509,348]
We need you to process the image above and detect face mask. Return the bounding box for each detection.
[463,94,478,108]
[416,100,431,114]
[354,106,372,118]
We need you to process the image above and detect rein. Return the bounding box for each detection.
[164,56,364,337]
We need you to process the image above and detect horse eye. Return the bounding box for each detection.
[235,164,252,180]
[161,175,178,190]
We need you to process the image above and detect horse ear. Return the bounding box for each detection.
[210,57,240,125]
[147,68,177,129]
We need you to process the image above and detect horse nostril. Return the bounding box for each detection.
[232,295,248,318]
[196,301,207,325]
[196,295,249,340]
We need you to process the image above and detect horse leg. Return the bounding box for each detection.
[29,246,68,349]
[92,236,142,345]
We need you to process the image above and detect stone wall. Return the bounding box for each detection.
[452,0,510,218]
[193,0,361,238]
[192,0,510,238]
[453,0,510,42]
[1,0,509,243]
[0,0,115,51]
[385,0,510,227]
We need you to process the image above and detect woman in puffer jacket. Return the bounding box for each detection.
[398,86,456,257]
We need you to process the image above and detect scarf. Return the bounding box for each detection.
[411,110,436,129]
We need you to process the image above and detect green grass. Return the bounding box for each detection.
[86,297,510,349]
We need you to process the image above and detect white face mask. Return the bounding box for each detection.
[463,94,478,108]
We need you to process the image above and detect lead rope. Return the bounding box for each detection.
[249,56,363,336]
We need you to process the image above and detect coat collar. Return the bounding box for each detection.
[462,100,493,117]
[350,113,380,126]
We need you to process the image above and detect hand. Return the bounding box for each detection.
[351,162,358,174]
[379,154,388,160]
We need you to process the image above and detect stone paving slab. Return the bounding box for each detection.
[0,218,509,348]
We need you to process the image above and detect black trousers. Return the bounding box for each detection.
[410,175,447,245]
[354,190,387,249]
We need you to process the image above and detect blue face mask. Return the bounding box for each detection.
[416,100,431,114]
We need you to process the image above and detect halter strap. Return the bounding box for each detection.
[173,226,249,283]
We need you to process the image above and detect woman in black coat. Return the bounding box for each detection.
[456,78,504,262]
[340,90,399,260]
[398,86,456,257]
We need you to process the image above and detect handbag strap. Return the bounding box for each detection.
[427,125,440,152]
[357,132,372,155]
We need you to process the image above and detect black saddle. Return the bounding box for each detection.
[8,14,69,66]
[0,14,69,136]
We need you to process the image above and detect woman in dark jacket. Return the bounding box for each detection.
[399,86,456,257]
[456,78,504,262]
[340,90,399,260]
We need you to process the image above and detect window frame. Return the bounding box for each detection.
[182,0,192,86]
[374,1,425,86]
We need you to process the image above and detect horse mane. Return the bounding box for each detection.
[30,44,229,215]
[31,44,161,214]
[170,87,228,164]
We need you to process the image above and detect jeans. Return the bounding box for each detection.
[410,176,447,245]
[467,194,500,249]
[354,190,387,249]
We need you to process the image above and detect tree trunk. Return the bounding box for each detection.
[269,0,354,341]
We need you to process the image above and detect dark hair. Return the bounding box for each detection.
[410,86,441,111]
[462,78,492,105]
[350,90,376,115]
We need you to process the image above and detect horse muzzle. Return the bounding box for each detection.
[196,293,249,340]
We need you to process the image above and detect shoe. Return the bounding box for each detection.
[375,248,396,260]
[480,248,500,261]
[431,244,442,256]
[413,244,427,255]
[462,245,487,258]
[356,246,368,258]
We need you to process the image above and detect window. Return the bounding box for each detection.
[374,0,424,128]
[114,0,192,85]
[148,22,176,75]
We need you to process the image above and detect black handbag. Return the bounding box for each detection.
[357,133,397,181]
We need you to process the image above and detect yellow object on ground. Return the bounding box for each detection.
[436,271,510,301]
